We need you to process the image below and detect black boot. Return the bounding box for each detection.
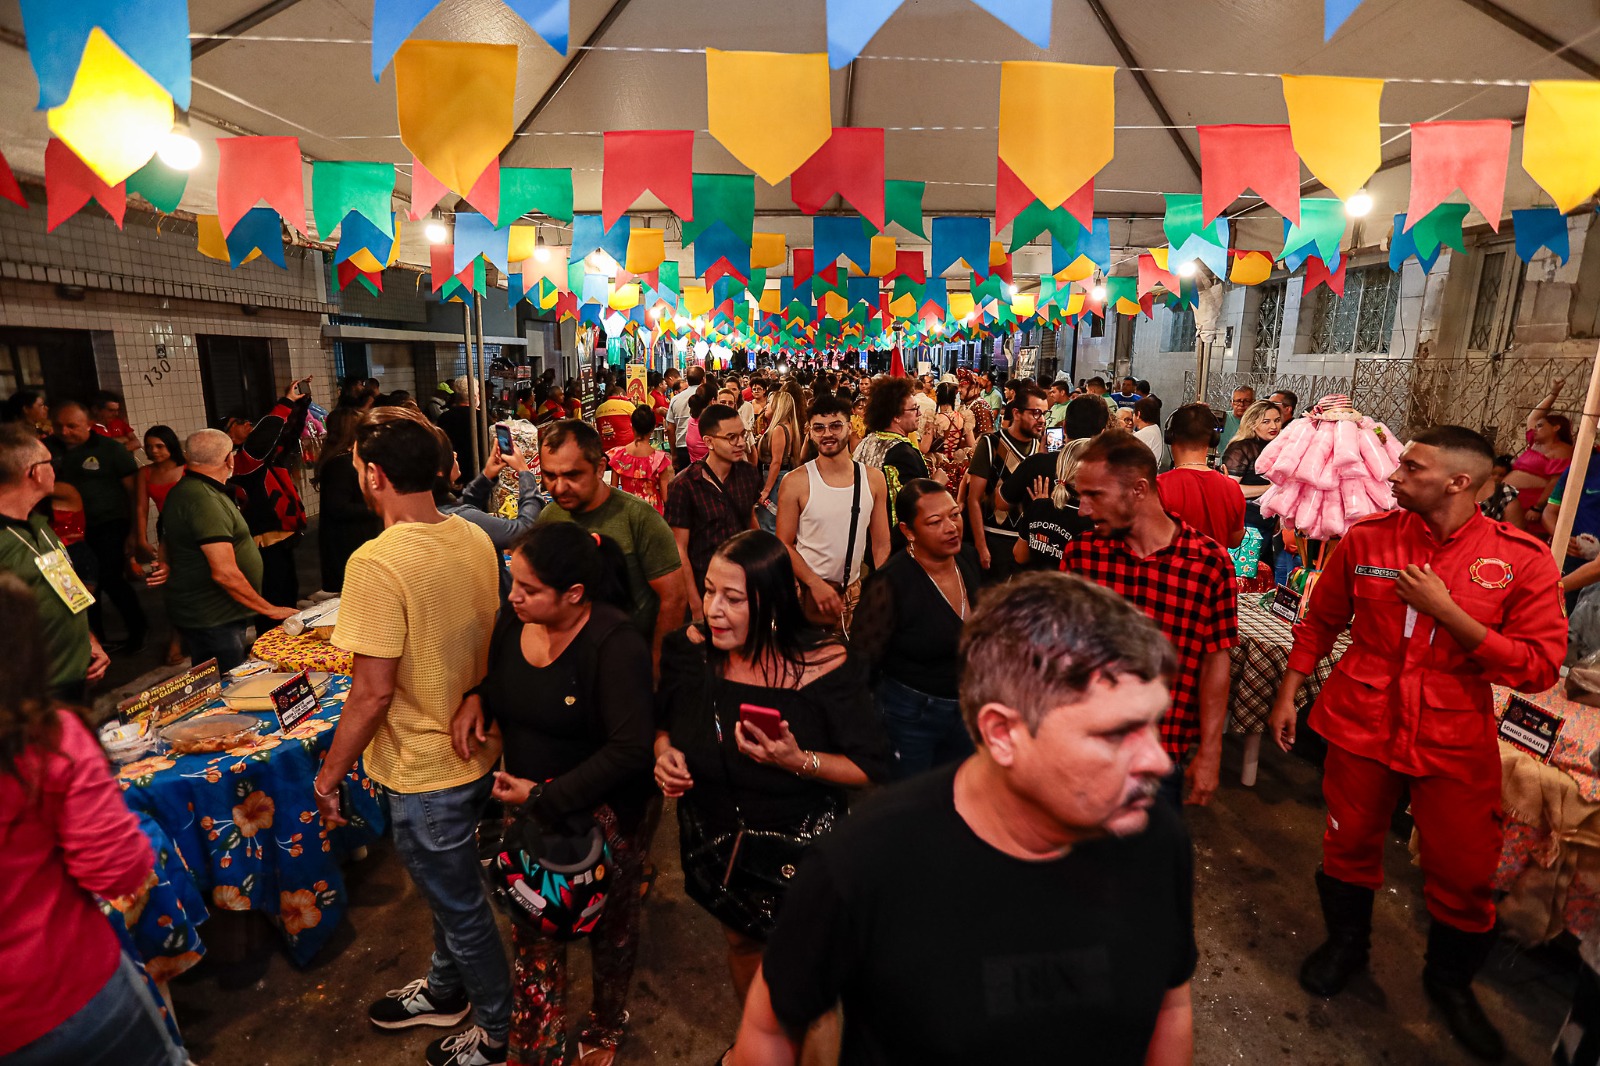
[1422,921,1505,1062]
[1299,869,1374,996]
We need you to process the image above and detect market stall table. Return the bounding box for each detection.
[116,674,384,965]
[1493,683,1600,944]
[1228,593,1351,785]
[101,809,210,983]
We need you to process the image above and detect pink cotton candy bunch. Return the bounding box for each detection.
[1255,394,1404,541]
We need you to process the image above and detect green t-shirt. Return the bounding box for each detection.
[537,487,682,635]
[52,435,137,526]
[162,473,263,629]
[1046,402,1069,428]
[0,514,91,692]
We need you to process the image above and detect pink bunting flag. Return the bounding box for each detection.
[410,156,498,221]
[602,131,694,230]
[1137,253,1180,297]
[1407,120,1513,232]
[45,138,125,231]
[882,249,926,285]
[1198,125,1302,226]
[995,156,1033,233]
[0,148,24,208]
[1304,255,1348,296]
[217,136,305,236]
[790,128,885,230]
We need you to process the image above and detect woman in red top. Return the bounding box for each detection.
[0,574,183,1065]
[607,406,673,514]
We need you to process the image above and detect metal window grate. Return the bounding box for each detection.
[1163,305,1197,352]
[1468,251,1507,351]
[1252,281,1286,375]
[1312,266,1400,355]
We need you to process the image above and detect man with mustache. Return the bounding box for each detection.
[728,572,1194,1065]
[1062,432,1239,811]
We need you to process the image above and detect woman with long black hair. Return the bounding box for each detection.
[451,523,654,1066]
[654,529,892,1003]
[312,405,378,593]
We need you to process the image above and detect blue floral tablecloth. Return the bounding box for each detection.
[100,810,210,983]
[116,674,386,965]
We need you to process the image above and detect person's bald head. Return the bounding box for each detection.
[53,402,91,446]
[1389,425,1495,516]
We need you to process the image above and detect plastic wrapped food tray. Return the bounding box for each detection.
[160,713,265,755]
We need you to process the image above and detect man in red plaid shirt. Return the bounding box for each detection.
[1060,433,1239,807]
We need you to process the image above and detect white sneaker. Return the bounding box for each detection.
[426,1026,508,1066]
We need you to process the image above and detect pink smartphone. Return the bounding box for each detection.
[739,703,785,742]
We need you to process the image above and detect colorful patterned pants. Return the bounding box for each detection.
[508,804,648,1066]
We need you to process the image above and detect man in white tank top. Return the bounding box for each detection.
[776,393,889,632]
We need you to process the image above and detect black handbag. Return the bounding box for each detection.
[675,664,844,942]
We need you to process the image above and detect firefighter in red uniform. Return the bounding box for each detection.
[1269,425,1566,1062]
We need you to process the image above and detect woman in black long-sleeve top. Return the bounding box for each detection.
[313,406,379,592]
[654,529,892,1006]
[450,524,654,1066]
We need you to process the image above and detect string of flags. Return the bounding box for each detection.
[4,0,1598,353]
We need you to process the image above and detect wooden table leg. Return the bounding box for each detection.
[1242,733,1262,787]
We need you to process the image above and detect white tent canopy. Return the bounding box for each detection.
[0,0,1594,275]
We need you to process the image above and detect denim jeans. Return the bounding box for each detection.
[4,951,187,1066]
[385,773,511,1042]
[178,618,254,672]
[875,675,973,780]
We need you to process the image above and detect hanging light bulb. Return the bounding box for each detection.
[424,210,449,244]
[533,244,551,263]
[156,129,201,171]
[1344,190,1373,218]
[1091,283,1107,302]
[1176,259,1198,279]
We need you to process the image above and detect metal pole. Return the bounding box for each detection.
[474,290,490,457]
[1550,342,1600,562]
[461,300,480,475]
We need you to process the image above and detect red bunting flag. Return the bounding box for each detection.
[997,157,1091,232]
[0,148,24,208]
[430,243,476,293]
[1137,253,1180,297]
[792,248,815,286]
[45,138,125,231]
[602,131,694,230]
[882,249,926,285]
[337,259,384,292]
[889,345,907,378]
[1197,125,1301,226]
[790,128,885,230]
[704,258,749,286]
[463,159,500,222]
[1407,119,1512,232]
[1304,255,1347,296]
[217,136,306,236]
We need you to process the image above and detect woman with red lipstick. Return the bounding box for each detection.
[851,480,979,780]
[654,530,892,1005]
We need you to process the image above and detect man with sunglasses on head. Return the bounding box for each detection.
[965,382,1047,584]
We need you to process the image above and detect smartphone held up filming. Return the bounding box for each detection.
[739,703,785,742]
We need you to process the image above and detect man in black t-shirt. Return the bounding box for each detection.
[730,573,1196,1066]
[964,384,1046,584]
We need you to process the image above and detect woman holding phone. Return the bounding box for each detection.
[654,530,891,1004]
[450,525,654,1066]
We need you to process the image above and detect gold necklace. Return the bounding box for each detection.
[914,552,968,619]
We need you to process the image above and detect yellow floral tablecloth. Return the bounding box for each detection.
[251,625,354,674]
[117,674,383,965]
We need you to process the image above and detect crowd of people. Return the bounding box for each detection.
[0,356,1581,1066]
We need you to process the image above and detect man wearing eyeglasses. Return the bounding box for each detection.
[966,383,1048,584]
[0,423,125,698]
[664,403,763,620]
[852,377,931,535]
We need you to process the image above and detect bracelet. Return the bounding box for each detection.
[797,750,820,778]
[313,778,338,799]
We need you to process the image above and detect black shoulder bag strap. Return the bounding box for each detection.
[840,461,862,588]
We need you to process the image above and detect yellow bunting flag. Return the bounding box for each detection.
[508,224,539,265]
[625,228,666,273]
[196,214,259,263]
[751,232,788,270]
[1055,256,1096,283]
[348,218,403,272]
[705,49,831,185]
[47,29,173,186]
[1523,81,1600,213]
[1281,75,1383,202]
[395,40,517,196]
[1229,250,1273,286]
[824,291,848,319]
[1149,246,1170,270]
[949,292,975,320]
[1063,291,1085,317]
[1011,294,1037,318]
[609,284,641,311]
[759,287,781,313]
[683,285,713,317]
[888,291,917,317]
[999,62,1115,209]
[868,235,896,277]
